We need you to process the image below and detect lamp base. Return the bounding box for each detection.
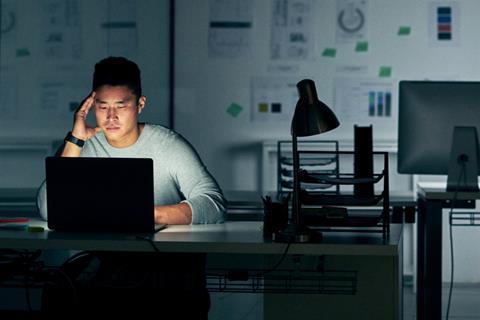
[273,223,322,243]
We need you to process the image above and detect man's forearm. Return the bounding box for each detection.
[61,141,83,157]
[154,202,192,225]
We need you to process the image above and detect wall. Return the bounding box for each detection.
[174,0,480,192]
[0,0,170,188]
[174,0,480,282]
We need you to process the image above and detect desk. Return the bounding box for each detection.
[0,219,403,319]
[416,185,480,320]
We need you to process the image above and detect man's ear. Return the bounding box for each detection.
[137,96,146,114]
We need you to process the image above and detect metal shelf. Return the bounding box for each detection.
[206,268,357,294]
[450,211,480,226]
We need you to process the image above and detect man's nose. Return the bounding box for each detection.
[107,108,118,119]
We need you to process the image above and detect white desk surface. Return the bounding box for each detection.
[417,182,480,200]
[0,219,402,257]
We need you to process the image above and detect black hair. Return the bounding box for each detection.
[92,56,142,98]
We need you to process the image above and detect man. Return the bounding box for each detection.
[37,56,226,318]
[37,56,226,224]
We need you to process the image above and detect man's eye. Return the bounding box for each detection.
[117,105,126,109]
[98,105,107,110]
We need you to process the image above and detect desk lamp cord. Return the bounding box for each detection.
[260,240,292,277]
[446,162,466,320]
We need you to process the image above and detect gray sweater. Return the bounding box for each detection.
[37,124,226,224]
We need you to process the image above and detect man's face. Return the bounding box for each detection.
[94,85,145,147]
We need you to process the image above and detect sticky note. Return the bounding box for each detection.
[258,103,269,113]
[355,41,368,52]
[27,226,45,233]
[379,66,392,77]
[322,48,336,58]
[226,103,243,117]
[16,48,30,57]
[398,26,411,36]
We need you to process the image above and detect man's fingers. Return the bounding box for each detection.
[75,92,96,114]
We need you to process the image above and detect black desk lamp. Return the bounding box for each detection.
[275,79,340,242]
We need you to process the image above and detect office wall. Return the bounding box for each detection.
[174,0,480,283]
[0,0,170,188]
[174,0,480,192]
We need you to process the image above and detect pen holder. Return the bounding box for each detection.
[262,196,289,238]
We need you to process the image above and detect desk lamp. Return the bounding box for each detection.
[274,79,340,242]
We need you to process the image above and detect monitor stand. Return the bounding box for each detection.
[446,126,480,192]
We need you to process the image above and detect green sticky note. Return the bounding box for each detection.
[227,103,243,117]
[398,26,411,36]
[322,48,336,58]
[379,66,392,77]
[16,48,30,57]
[355,41,368,52]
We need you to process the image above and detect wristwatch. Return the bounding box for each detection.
[64,131,85,148]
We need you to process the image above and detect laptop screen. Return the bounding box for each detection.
[46,157,155,233]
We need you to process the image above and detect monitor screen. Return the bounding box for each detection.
[398,81,480,176]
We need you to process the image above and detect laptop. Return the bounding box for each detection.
[46,157,161,233]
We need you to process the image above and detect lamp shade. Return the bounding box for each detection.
[291,79,340,137]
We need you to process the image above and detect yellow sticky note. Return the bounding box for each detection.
[27,226,44,233]
[258,103,269,113]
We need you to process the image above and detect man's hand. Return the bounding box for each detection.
[72,92,102,141]
[154,203,192,225]
[61,92,102,157]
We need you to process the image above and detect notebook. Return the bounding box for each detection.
[45,157,162,233]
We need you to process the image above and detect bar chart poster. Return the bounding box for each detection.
[428,2,460,47]
[334,77,395,126]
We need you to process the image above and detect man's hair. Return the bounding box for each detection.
[92,56,142,98]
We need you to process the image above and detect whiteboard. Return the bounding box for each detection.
[0,0,170,188]
[0,0,170,140]
[174,0,480,191]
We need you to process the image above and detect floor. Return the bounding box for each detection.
[403,283,480,320]
[209,282,480,319]
[1,281,480,319]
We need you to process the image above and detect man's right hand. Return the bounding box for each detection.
[62,92,101,157]
[71,92,102,141]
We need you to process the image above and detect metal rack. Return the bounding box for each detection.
[297,150,390,238]
[449,211,480,226]
[277,140,340,199]
[206,268,357,294]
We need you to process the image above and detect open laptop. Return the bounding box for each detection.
[46,157,163,233]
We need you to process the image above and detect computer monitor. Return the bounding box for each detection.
[398,80,480,192]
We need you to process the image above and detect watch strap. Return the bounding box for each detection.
[64,131,85,148]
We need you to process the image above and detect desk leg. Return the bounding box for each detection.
[417,198,442,320]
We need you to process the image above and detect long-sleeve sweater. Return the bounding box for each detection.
[37,124,226,224]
